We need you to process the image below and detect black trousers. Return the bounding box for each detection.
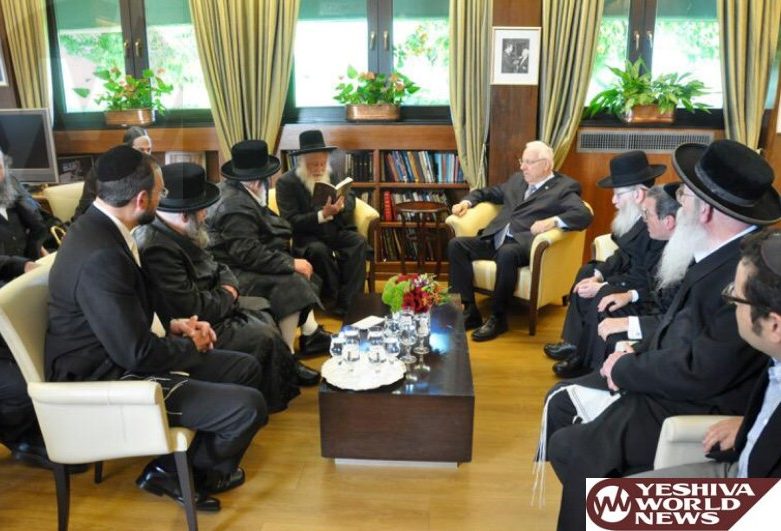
[544,372,709,531]
[124,349,267,478]
[447,234,532,315]
[560,263,612,344]
[297,230,367,311]
[0,356,40,448]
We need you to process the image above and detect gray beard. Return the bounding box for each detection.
[185,217,210,249]
[0,177,19,209]
[656,205,710,289]
[611,200,642,238]
[295,162,333,194]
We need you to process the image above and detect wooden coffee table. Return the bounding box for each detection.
[319,293,474,464]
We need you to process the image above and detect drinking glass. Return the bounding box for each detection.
[367,325,385,366]
[413,311,431,356]
[329,333,345,365]
[383,335,401,361]
[341,326,361,369]
[384,311,401,339]
[398,311,418,364]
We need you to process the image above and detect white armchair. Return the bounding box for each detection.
[591,233,619,261]
[653,415,736,470]
[42,182,84,222]
[446,202,591,335]
[0,264,199,531]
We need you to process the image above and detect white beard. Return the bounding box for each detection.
[611,200,642,238]
[295,162,333,194]
[0,176,19,208]
[656,203,710,289]
[185,217,210,249]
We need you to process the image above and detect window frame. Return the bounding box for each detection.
[46,0,213,130]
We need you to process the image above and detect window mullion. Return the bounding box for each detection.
[639,0,657,71]
[376,0,393,74]
[367,0,380,72]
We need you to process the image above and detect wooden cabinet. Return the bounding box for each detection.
[276,124,469,276]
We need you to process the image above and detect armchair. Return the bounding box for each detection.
[653,415,735,470]
[42,182,84,222]
[0,264,199,531]
[268,187,380,292]
[446,202,591,335]
[591,233,619,261]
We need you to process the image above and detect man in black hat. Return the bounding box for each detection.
[275,129,368,317]
[541,139,781,531]
[135,163,319,412]
[45,145,267,512]
[448,140,593,341]
[544,150,667,377]
[206,140,332,358]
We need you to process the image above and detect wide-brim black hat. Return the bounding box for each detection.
[291,129,337,156]
[672,140,781,225]
[663,182,681,199]
[597,150,666,188]
[158,162,220,212]
[221,139,281,181]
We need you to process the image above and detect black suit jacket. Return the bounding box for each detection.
[463,172,592,239]
[612,235,766,414]
[275,169,357,248]
[45,207,203,382]
[599,219,666,299]
[0,184,47,260]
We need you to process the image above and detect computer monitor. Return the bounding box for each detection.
[0,108,58,183]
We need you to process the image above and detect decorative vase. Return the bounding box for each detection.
[345,104,400,122]
[104,109,156,127]
[622,104,674,124]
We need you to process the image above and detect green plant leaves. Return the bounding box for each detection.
[334,66,419,105]
[73,66,174,114]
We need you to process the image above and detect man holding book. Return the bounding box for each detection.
[276,130,368,317]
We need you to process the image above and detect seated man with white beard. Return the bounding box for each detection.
[275,130,368,317]
[544,151,666,376]
[135,163,319,412]
[538,139,780,531]
[555,184,682,377]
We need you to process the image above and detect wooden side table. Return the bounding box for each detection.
[395,201,450,276]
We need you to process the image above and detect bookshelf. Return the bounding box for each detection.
[276,124,470,277]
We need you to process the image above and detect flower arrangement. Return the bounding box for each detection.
[334,65,420,105]
[74,67,174,113]
[381,273,449,313]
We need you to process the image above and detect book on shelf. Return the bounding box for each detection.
[311,177,353,208]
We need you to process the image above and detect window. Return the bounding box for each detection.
[48,0,210,127]
[587,0,721,110]
[288,0,450,121]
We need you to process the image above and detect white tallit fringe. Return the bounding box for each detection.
[531,384,621,508]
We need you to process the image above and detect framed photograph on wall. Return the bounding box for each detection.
[57,155,93,184]
[491,27,541,85]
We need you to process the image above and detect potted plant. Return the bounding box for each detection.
[74,67,174,127]
[584,58,708,124]
[334,66,420,121]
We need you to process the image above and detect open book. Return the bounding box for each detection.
[311,177,353,209]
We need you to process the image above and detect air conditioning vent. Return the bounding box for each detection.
[577,129,714,153]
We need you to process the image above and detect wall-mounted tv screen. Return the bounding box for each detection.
[0,108,58,183]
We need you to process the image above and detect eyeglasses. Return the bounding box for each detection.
[518,158,544,166]
[675,187,696,202]
[721,281,769,310]
[613,189,634,198]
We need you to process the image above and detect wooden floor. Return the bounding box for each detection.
[0,296,567,530]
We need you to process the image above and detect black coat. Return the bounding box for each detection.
[45,206,203,382]
[463,171,593,239]
[598,219,666,299]
[0,187,47,261]
[612,235,766,414]
[275,169,357,248]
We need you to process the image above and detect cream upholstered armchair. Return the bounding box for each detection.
[591,233,619,261]
[446,201,591,335]
[42,181,84,222]
[0,264,199,531]
[268,187,380,292]
[653,415,736,470]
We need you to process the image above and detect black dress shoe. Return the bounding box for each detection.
[553,352,591,378]
[471,314,508,342]
[136,462,221,512]
[544,341,577,361]
[200,468,245,495]
[11,442,88,474]
[295,360,321,386]
[462,305,483,330]
[298,326,332,357]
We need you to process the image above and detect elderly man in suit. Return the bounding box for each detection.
[206,140,332,358]
[135,163,318,414]
[447,140,593,341]
[632,228,781,479]
[45,146,267,512]
[275,130,368,317]
[541,139,781,531]
[544,151,666,371]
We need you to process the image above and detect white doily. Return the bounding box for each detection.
[322,356,406,391]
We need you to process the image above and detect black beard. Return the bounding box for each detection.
[137,209,156,225]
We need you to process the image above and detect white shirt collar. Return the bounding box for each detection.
[694,225,757,262]
[0,206,6,220]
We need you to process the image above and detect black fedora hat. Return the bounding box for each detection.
[672,140,781,225]
[292,130,337,156]
[663,182,681,200]
[220,140,281,181]
[158,162,220,212]
[597,150,666,188]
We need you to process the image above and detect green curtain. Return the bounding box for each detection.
[539,0,603,168]
[188,0,299,159]
[718,0,781,148]
[449,0,492,189]
[1,0,50,109]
